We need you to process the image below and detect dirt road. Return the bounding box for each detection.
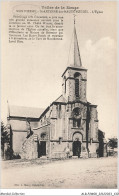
[1,157,117,189]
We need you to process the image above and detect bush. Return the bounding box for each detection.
[4,146,13,160]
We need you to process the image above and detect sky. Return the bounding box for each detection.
[1,1,117,139]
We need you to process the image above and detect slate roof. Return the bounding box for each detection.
[9,105,45,118]
[67,24,82,68]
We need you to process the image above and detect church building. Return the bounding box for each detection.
[7,21,107,159]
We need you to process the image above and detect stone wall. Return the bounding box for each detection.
[90,106,98,142]
[62,68,87,102]
[21,134,38,159]
[88,142,99,158]
[50,141,68,159]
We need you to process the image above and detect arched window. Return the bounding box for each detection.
[74,73,81,98]
[75,78,79,97]
[72,107,81,128]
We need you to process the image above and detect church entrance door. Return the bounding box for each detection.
[73,141,81,157]
[38,141,46,157]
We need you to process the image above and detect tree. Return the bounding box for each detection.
[1,121,11,159]
[1,121,9,143]
[108,137,118,148]
[1,121,6,158]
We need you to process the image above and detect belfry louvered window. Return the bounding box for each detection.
[74,72,82,98]
[75,78,79,97]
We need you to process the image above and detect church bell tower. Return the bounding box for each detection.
[62,19,87,103]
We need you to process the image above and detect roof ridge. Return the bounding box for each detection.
[54,95,63,102]
[9,105,45,118]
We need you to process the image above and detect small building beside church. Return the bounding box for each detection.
[7,23,107,159]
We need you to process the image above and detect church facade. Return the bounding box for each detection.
[7,23,107,159]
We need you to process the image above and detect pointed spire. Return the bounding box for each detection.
[67,16,82,67]
[74,21,82,67]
